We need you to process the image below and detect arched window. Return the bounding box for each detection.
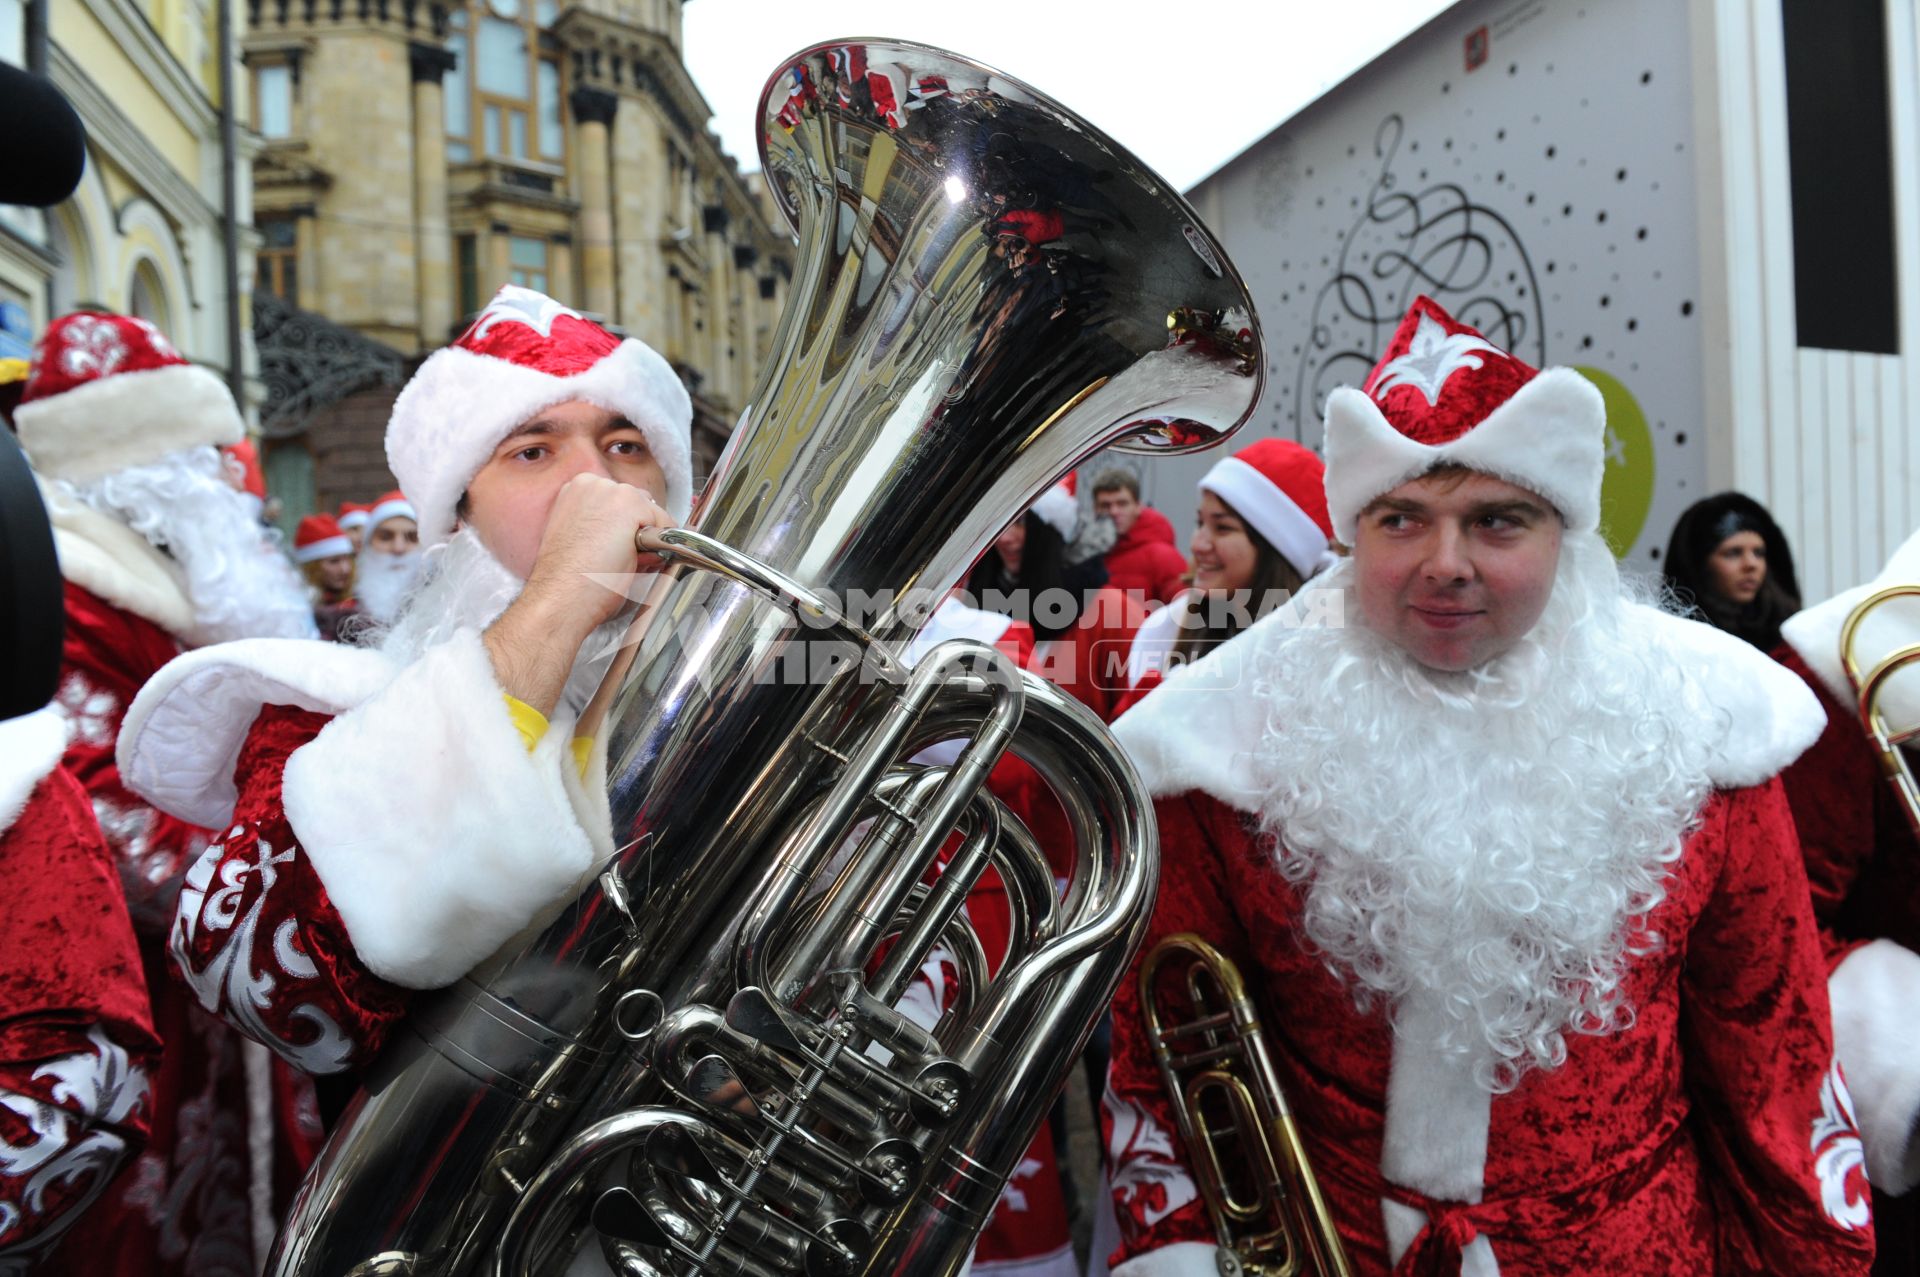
[445,0,564,167]
[129,261,169,329]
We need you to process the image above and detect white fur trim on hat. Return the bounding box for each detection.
[1322,366,1605,542]
[1109,1243,1222,1277]
[337,509,370,531]
[1030,482,1077,541]
[386,339,693,549]
[365,496,416,531]
[293,535,353,564]
[1780,526,1920,717]
[15,362,244,484]
[1200,456,1338,579]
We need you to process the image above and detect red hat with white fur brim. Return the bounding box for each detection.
[386,286,693,549]
[1322,295,1604,542]
[1199,438,1337,579]
[293,513,353,563]
[1029,472,1078,540]
[15,311,243,483]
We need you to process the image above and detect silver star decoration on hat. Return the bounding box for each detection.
[470,285,586,341]
[1370,312,1505,408]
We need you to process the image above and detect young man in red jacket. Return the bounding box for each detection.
[1104,297,1874,1276]
[1093,469,1188,607]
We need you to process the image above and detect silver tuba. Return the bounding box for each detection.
[269,38,1263,1276]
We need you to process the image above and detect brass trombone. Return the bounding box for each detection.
[1840,582,1920,841]
[1140,933,1352,1277]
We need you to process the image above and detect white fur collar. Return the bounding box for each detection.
[0,709,71,836]
[38,475,196,638]
[1780,527,1920,714]
[118,639,399,829]
[1114,588,1826,812]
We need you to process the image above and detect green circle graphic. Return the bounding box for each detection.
[1574,366,1656,559]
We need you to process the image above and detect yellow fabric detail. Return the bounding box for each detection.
[504,694,549,751]
[570,736,594,782]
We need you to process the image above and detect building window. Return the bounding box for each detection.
[446,0,562,165]
[254,62,293,138]
[457,233,479,315]
[129,263,168,328]
[0,0,24,67]
[509,235,547,292]
[257,216,298,302]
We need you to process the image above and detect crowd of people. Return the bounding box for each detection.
[0,284,1914,1277]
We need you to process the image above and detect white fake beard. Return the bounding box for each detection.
[371,528,638,720]
[353,546,426,626]
[1252,533,1715,1092]
[60,446,317,645]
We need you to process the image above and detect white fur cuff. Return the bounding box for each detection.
[1830,939,1920,1195]
[283,629,598,990]
[1109,1242,1224,1277]
[0,709,70,836]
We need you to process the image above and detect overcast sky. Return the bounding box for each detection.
[682,1,1458,193]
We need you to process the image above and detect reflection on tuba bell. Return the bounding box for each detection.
[1141,934,1353,1277]
[1840,583,1920,841]
[268,37,1265,1277]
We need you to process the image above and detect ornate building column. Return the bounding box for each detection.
[702,199,732,402]
[409,41,458,346]
[569,86,619,318]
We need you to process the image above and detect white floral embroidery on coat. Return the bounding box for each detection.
[998,1157,1045,1214]
[0,1025,150,1261]
[1812,1057,1871,1231]
[1103,1089,1199,1232]
[171,830,355,1075]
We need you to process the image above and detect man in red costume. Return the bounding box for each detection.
[116,285,690,1085]
[16,310,321,1276]
[1093,469,1188,607]
[1102,297,1874,1275]
[1775,529,1920,1272]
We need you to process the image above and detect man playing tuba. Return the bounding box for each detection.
[1101,297,1875,1276]
[117,286,688,1069]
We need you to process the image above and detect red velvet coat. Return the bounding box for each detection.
[1103,508,1189,608]
[0,716,160,1268]
[1101,785,1874,1277]
[51,583,323,1277]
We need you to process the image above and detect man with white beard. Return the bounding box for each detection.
[349,489,424,627]
[114,286,688,1096]
[13,310,319,1277]
[1100,297,1875,1276]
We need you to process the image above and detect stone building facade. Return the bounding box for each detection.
[0,0,253,387]
[242,0,795,521]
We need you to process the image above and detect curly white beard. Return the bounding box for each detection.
[60,447,317,645]
[1253,532,1715,1092]
[352,546,427,627]
[367,528,634,721]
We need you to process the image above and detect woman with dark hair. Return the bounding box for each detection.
[1662,492,1801,651]
[967,476,1145,724]
[1121,438,1337,707]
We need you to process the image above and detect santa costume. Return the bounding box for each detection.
[1776,529,1920,1272]
[351,490,423,627]
[114,286,692,1087]
[15,311,322,1276]
[1122,437,1336,708]
[293,513,357,642]
[1101,297,1874,1276]
[0,708,160,1270]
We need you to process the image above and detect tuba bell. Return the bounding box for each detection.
[268,38,1264,1277]
[1840,583,1920,841]
[1141,934,1352,1277]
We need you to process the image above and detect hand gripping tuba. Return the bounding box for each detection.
[268,39,1263,1276]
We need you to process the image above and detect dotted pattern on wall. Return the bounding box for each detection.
[1199,0,1706,563]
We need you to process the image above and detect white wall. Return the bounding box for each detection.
[1693,0,1919,603]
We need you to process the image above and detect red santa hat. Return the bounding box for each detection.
[292,513,353,564]
[1322,295,1604,542]
[337,501,372,532]
[994,208,1064,245]
[385,285,693,548]
[14,311,244,483]
[364,489,416,533]
[1029,471,1078,540]
[1198,438,1337,579]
